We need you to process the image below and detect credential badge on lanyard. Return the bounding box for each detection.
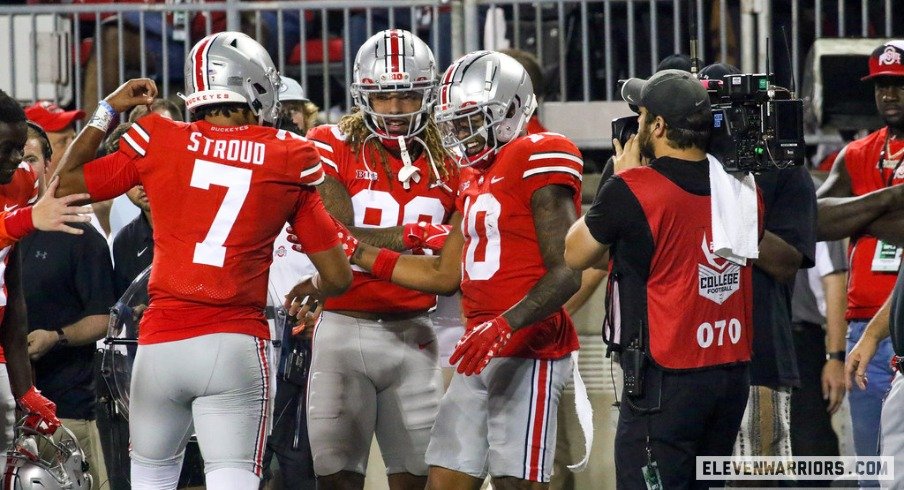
[872,240,902,272]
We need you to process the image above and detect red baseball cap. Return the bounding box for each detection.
[23,101,85,132]
[862,41,904,81]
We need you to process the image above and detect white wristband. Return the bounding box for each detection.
[86,100,117,133]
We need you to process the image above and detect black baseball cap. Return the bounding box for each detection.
[621,69,711,130]
[656,53,692,72]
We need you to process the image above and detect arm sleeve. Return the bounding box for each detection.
[306,126,341,180]
[289,188,341,255]
[83,115,159,201]
[73,227,117,316]
[585,176,642,246]
[289,138,326,187]
[518,135,584,198]
[1,208,33,243]
[83,152,141,202]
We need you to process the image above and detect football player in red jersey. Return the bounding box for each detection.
[0,90,99,474]
[290,29,457,490]
[51,32,352,490]
[296,50,585,489]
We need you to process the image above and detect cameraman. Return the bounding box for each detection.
[565,69,762,487]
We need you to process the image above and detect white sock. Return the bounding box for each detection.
[206,467,260,489]
[130,458,182,490]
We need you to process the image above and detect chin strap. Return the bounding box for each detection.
[419,137,453,193]
[396,136,421,190]
[363,133,453,193]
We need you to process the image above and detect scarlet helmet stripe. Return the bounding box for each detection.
[387,29,402,73]
[440,52,488,108]
[193,35,216,92]
[440,59,459,107]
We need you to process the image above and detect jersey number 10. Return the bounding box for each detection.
[463,194,501,280]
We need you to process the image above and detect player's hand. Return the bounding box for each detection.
[105,78,157,113]
[26,329,58,361]
[402,222,452,252]
[291,303,323,337]
[31,177,93,235]
[449,316,513,375]
[284,275,322,322]
[846,338,875,391]
[613,136,643,174]
[822,359,846,414]
[17,386,60,435]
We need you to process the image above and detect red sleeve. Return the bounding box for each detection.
[83,152,141,202]
[291,139,326,186]
[516,134,584,198]
[306,125,341,179]
[3,208,34,241]
[290,187,341,254]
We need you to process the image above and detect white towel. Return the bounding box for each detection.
[708,154,759,265]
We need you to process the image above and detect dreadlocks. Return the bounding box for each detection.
[337,110,455,189]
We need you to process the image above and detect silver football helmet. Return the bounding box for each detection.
[3,424,92,489]
[279,76,308,102]
[434,51,537,168]
[351,29,437,140]
[183,32,281,125]
[103,265,150,421]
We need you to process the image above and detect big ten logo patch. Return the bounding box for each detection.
[698,233,741,305]
[356,169,378,181]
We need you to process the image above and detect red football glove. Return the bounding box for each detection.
[287,216,359,261]
[402,222,453,252]
[17,386,60,435]
[449,316,513,375]
[330,216,359,260]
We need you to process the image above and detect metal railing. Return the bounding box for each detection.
[0,1,900,146]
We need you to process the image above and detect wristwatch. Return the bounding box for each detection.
[826,351,845,362]
[54,328,68,347]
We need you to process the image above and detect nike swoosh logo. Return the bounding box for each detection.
[418,340,435,350]
[695,100,705,107]
[137,247,148,257]
[490,176,504,184]
[3,204,16,212]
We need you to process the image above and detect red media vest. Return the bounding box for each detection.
[621,168,755,369]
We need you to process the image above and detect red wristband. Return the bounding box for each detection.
[372,249,401,281]
[5,207,34,240]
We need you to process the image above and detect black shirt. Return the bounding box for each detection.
[749,167,816,388]
[19,223,115,420]
[112,212,153,298]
